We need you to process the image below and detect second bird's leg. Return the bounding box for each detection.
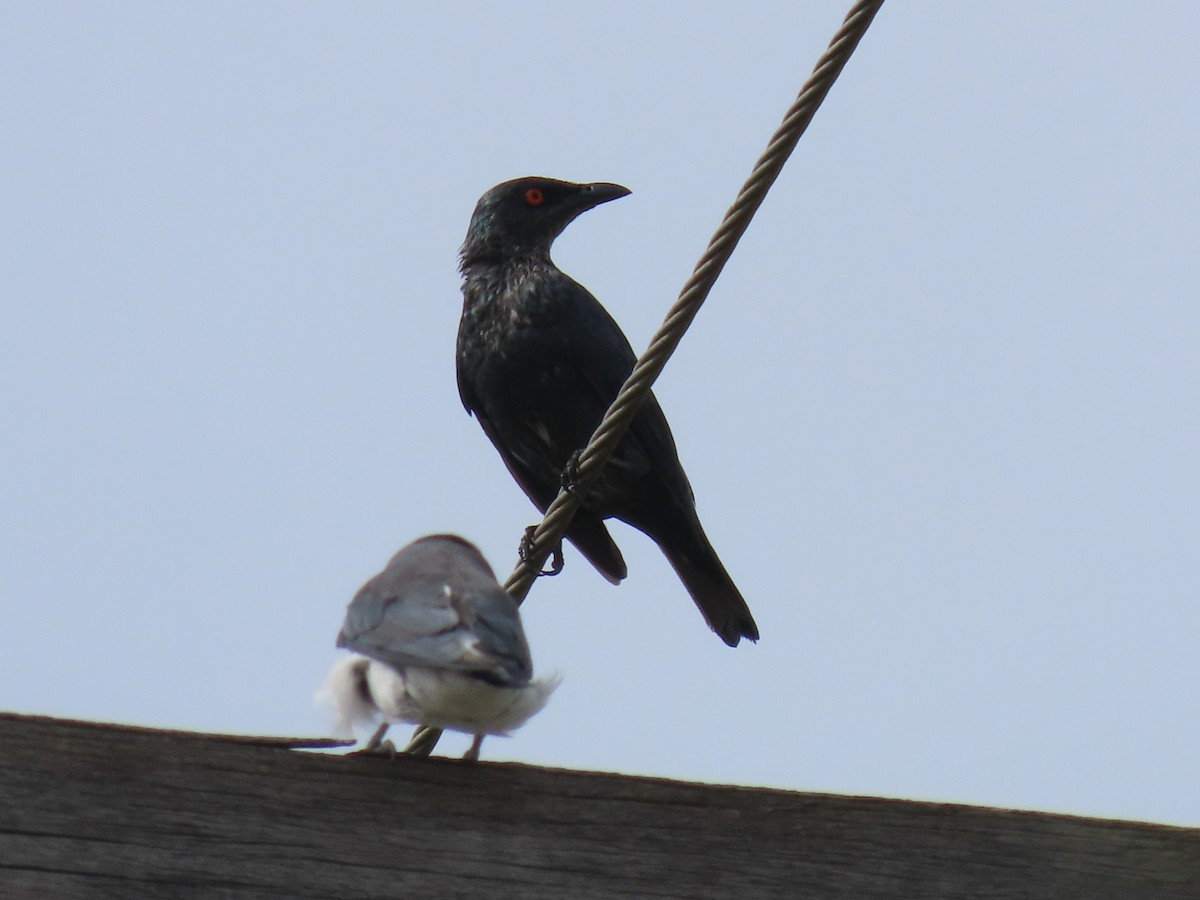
[520,526,565,577]
[364,722,390,750]
[464,733,485,761]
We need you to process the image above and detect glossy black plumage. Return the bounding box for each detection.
[455,177,758,647]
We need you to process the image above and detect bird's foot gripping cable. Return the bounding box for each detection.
[559,448,596,500]
[520,526,565,577]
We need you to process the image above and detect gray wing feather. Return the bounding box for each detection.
[451,587,533,685]
[337,536,533,685]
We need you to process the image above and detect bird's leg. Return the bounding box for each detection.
[351,722,396,757]
[520,526,565,577]
[364,722,390,750]
[464,733,485,761]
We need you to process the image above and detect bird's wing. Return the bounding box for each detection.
[470,405,564,511]
[338,571,527,683]
[565,281,697,510]
[456,345,482,416]
[450,586,533,685]
[456,301,568,508]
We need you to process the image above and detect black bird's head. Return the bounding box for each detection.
[460,176,631,267]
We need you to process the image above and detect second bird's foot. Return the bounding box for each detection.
[463,733,485,761]
[352,726,397,759]
[520,526,565,577]
[545,542,564,576]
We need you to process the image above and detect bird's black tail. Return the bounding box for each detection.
[658,525,758,647]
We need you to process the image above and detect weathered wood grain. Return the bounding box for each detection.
[0,712,1196,899]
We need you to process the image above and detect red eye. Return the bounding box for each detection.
[524,187,545,206]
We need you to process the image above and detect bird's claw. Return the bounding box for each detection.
[519,526,536,562]
[561,449,604,512]
[560,449,585,495]
[545,543,565,576]
[520,526,565,577]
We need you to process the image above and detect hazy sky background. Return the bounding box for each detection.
[3,3,1197,828]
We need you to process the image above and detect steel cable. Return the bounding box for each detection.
[405,0,885,757]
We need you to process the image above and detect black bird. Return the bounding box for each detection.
[455,176,758,647]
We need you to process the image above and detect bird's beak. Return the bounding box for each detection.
[577,182,632,211]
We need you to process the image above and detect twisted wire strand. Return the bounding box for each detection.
[405,0,885,757]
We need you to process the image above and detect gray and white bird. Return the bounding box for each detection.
[321,534,559,760]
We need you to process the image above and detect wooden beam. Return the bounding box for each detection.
[1,712,1195,898]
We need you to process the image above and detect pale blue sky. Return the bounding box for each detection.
[2,2,1197,827]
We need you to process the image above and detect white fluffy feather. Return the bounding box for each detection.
[319,653,560,744]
